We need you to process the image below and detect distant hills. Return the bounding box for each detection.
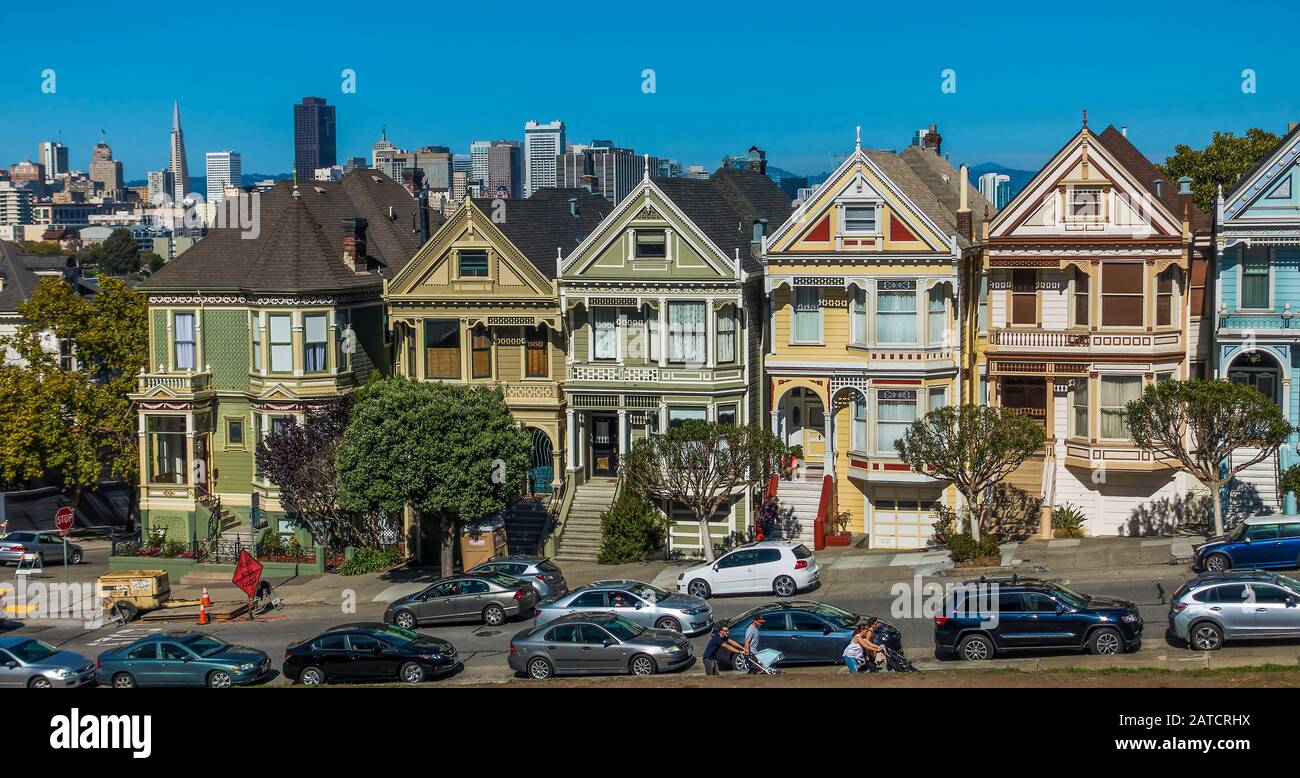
[968,163,1037,199]
[124,172,293,191]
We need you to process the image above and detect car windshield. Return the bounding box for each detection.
[601,616,645,641]
[178,634,229,657]
[1046,583,1089,608]
[1272,573,1300,594]
[7,639,58,663]
[809,603,859,626]
[628,582,669,602]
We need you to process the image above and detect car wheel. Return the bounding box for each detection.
[69,550,82,565]
[1190,621,1224,651]
[957,634,994,661]
[111,672,136,689]
[773,575,797,598]
[526,657,554,680]
[399,661,425,684]
[629,654,657,676]
[298,666,325,686]
[207,670,233,688]
[654,616,682,632]
[1088,627,1124,656]
[731,651,749,672]
[483,603,507,626]
[28,676,52,688]
[393,610,417,630]
[687,579,711,599]
[1204,553,1231,573]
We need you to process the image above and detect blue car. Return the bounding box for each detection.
[97,631,270,688]
[720,601,902,671]
[1193,516,1300,573]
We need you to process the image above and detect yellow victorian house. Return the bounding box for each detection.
[762,131,991,549]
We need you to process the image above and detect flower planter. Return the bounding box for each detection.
[824,533,852,547]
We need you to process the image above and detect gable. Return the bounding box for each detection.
[386,203,554,300]
[767,152,951,255]
[562,182,737,282]
[990,130,1182,240]
[1226,133,1300,222]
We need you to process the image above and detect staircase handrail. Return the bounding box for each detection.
[544,475,580,558]
[813,474,834,551]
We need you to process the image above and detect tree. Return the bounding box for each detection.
[0,276,147,511]
[1125,379,1292,536]
[96,228,141,276]
[621,420,785,562]
[255,394,391,548]
[1158,128,1280,216]
[335,378,530,572]
[896,404,1046,541]
[145,252,166,274]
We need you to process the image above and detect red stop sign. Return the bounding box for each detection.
[54,507,74,535]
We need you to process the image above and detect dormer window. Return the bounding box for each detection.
[843,204,878,235]
[1067,186,1104,221]
[634,230,666,258]
[458,250,489,278]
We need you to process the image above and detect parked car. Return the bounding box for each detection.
[0,637,96,688]
[934,577,1142,661]
[384,572,538,629]
[720,601,901,671]
[468,556,568,598]
[283,622,458,685]
[1192,516,1300,573]
[535,580,713,634]
[1169,570,1300,650]
[97,631,270,688]
[508,612,694,679]
[675,540,819,599]
[0,532,83,566]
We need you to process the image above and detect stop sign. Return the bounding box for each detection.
[54,506,74,535]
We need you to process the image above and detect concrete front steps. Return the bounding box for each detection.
[774,468,822,546]
[554,477,618,562]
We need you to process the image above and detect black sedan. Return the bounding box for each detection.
[283,623,458,685]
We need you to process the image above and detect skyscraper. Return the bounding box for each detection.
[294,97,337,182]
[470,140,491,188]
[39,141,68,179]
[169,101,191,202]
[89,135,124,197]
[205,151,241,205]
[523,120,565,197]
[147,170,174,205]
[978,172,1012,209]
[486,140,523,199]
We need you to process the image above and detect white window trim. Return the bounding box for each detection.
[873,389,919,457]
[840,200,883,237]
[790,287,824,345]
[873,281,920,347]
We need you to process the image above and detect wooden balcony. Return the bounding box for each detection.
[134,370,212,396]
[988,328,1182,357]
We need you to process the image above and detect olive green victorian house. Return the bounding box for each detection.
[554,162,792,558]
[129,171,434,556]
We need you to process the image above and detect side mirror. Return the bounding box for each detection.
[634,602,643,610]
[3,661,17,669]
[1287,597,1298,609]
[712,564,720,572]
[823,626,834,635]
[603,638,616,648]
[1242,537,1253,544]
[1056,604,1067,614]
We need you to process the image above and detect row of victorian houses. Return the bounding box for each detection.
[127,117,1300,563]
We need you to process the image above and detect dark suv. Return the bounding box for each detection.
[934,577,1143,661]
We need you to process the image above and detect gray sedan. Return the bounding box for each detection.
[0,637,96,688]
[384,573,538,628]
[508,612,695,679]
[536,580,713,635]
[0,532,83,566]
[468,556,569,598]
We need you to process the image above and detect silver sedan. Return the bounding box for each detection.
[535,580,713,635]
[508,612,694,679]
[0,637,96,688]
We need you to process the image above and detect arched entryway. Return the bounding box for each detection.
[1227,349,1283,409]
[779,387,826,469]
[526,427,554,495]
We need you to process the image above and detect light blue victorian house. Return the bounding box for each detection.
[1215,123,1300,516]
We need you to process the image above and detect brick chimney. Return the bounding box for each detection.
[342,217,368,272]
[747,146,767,175]
[923,123,943,156]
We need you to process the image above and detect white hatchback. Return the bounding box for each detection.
[676,541,820,599]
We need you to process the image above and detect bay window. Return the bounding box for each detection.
[174,312,196,370]
[716,305,736,363]
[927,285,950,346]
[593,308,617,360]
[851,288,867,344]
[251,314,262,371]
[146,416,187,484]
[1071,379,1089,438]
[1072,267,1090,326]
[268,314,293,373]
[876,281,916,344]
[927,386,947,411]
[668,302,706,363]
[645,306,659,362]
[525,325,548,377]
[424,319,461,378]
[303,313,328,372]
[471,325,492,379]
[876,390,918,453]
[851,394,868,451]
[1156,268,1176,326]
[1100,375,1142,439]
[792,288,821,344]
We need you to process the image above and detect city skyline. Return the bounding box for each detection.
[2,1,1296,184]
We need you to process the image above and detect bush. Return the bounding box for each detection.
[947,533,1002,564]
[338,546,403,576]
[597,489,668,564]
[1052,503,1087,538]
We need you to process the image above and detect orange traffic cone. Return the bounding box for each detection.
[201,585,211,608]
[198,601,209,626]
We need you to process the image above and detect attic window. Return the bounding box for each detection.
[634,230,666,258]
[1067,186,1104,221]
[843,204,877,234]
[459,250,489,278]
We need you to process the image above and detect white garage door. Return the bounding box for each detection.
[870,487,941,549]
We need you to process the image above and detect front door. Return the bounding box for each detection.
[785,396,826,462]
[591,415,618,476]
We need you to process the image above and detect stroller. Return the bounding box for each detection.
[741,648,784,676]
[859,620,920,673]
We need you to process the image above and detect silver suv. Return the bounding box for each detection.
[1169,570,1300,650]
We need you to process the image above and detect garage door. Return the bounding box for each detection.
[870,487,942,549]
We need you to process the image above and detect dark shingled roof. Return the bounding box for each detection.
[1095,125,1210,233]
[142,169,442,294]
[471,188,610,278]
[653,168,794,272]
[899,145,998,238]
[0,242,41,313]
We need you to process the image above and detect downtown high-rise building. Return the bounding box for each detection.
[978,172,1012,209]
[147,170,174,205]
[205,151,242,205]
[486,140,523,199]
[89,135,124,197]
[39,141,69,179]
[523,120,565,197]
[294,97,337,182]
[470,140,491,188]
[169,101,191,202]
[556,141,647,204]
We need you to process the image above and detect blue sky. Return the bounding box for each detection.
[1,0,1297,181]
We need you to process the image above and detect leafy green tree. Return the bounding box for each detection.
[95,228,141,276]
[621,420,785,562]
[896,405,1046,541]
[1126,379,1291,536]
[1158,128,1281,215]
[145,252,166,274]
[335,378,530,572]
[0,276,147,511]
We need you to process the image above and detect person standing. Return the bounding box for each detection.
[743,614,766,673]
[702,625,743,676]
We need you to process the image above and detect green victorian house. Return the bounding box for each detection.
[553,159,792,559]
[128,171,434,562]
